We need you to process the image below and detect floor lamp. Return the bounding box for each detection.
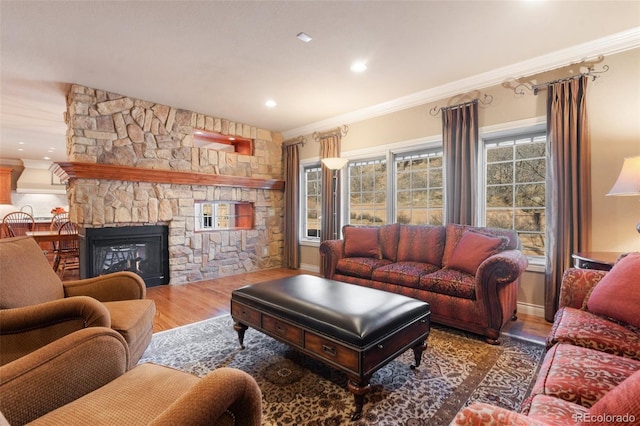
[322,157,349,239]
[606,155,640,233]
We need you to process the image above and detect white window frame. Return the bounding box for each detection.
[300,160,323,246]
[478,121,547,270]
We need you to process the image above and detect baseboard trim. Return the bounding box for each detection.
[517,302,545,318]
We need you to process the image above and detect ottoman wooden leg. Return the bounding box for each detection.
[347,380,371,421]
[410,339,427,369]
[233,322,248,349]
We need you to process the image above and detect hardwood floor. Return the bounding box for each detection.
[143,267,552,344]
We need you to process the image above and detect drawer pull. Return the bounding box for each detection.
[322,344,337,357]
[377,344,384,349]
[241,310,249,317]
[275,324,286,334]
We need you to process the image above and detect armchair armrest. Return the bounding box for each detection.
[451,402,548,425]
[0,296,110,365]
[558,268,608,310]
[0,327,128,425]
[63,271,146,301]
[476,249,529,343]
[150,367,262,426]
[319,239,344,279]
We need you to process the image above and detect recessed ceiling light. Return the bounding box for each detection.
[17,148,24,152]
[18,141,24,145]
[296,32,312,43]
[265,100,277,108]
[351,62,367,73]
[43,156,51,160]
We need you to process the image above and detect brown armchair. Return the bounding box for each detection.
[0,236,155,369]
[0,327,262,425]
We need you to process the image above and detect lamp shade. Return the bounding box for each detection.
[607,156,640,196]
[321,157,349,170]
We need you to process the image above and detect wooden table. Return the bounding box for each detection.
[572,251,625,271]
[25,230,78,243]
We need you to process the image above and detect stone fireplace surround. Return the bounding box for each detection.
[61,84,285,285]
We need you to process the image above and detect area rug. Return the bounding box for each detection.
[139,315,545,425]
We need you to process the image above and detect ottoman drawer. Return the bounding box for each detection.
[263,315,303,347]
[305,333,359,372]
[231,302,261,328]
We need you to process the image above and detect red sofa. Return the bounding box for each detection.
[453,254,640,425]
[320,223,528,343]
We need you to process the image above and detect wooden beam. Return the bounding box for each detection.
[52,162,284,191]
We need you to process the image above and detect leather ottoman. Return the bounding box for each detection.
[231,274,431,420]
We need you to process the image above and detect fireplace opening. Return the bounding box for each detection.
[79,225,169,287]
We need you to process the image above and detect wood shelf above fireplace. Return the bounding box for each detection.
[52,162,285,191]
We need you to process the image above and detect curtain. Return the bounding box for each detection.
[320,134,341,243]
[283,143,300,269]
[544,76,591,321]
[442,101,478,225]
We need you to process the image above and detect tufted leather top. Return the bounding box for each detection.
[232,274,430,347]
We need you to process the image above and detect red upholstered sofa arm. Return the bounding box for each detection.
[451,402,549,425]
[558,268,608,310]
[476,249,529,340]
[319,239,344,279]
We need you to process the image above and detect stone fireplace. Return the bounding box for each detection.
[60,84,285,285]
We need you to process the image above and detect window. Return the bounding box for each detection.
[483,132,546,257]
[194,201,253,231]
[395,150,444,225]
[304,166,322,239]
[348,158,387,226]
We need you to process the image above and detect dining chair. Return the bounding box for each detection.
[2,212,35,237]
[50,212,69,231]
[52,221,79,278]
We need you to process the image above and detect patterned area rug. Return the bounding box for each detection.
[140,315,545,425]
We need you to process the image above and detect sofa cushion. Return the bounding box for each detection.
[371,262,440,288]
[586,369,640,425]
[446,230,507,275]
[441,224,516,267]
[546,307,640,360]
[586,252,640,329]
[378,223,400,261]
[529,343,640,409]
[335,257,392,279]
[419,269,476,300]
[396,225,445,265]
[343,226,380,258]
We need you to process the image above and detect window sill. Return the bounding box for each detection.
[526,258,546,273]
[300,239,320,248]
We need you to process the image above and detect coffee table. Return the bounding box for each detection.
[231,274,431,420]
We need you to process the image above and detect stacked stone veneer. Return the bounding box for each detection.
[65,84,284,284]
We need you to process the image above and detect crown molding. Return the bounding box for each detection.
[282,27,640,140]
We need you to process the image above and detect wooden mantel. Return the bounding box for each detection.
[52,162,285,191]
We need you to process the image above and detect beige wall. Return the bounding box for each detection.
[298,48,640,315]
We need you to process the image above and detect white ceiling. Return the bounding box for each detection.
[1,1,639,163]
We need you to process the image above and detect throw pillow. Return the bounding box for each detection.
[584,369,640,426]
[446,230,506,275]
[586,252,640,328]
[343,226,380,258]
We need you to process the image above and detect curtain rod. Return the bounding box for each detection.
[312,125,349,142]
[503,56,609,96]
[530,70,607,95]
[282,136,306,148]
[429,93,493,117]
